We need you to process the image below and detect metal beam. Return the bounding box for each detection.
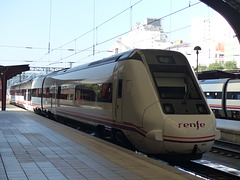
[30,67,63,72]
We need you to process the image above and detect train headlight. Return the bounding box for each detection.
[196,104,208,114]
[163,104,174,114]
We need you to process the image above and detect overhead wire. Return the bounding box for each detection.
[57,1,201,66]
[1,0,202,67]
[48,0,143,66]
[0,45,48,50]
[49,0,143,52]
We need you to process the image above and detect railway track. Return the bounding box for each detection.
[171,160,240,180]
[211,140,240,159]
[183,140,240,179]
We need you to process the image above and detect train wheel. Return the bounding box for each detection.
[95,125,105,139]
[57,116,66,125]
[46,111,54,120]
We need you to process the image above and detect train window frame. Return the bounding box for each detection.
[156,56,175,64]
[204,92,222,99]
[75,83,113,103]
[58,85,75,100]
[31,89,37,97]
[28,89,31,101]
[148,65,210,115]
[227,92,240,100]
[128,51,143,61]
[75,84,96,101]
[100,83,113,102]
[153,72,201,100]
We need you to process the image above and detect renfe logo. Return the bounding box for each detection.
[178,121,205,130]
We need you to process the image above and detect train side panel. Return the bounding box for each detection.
[9,79,33,111]
[31,76,45,112]
[199,79,229,118]
[113,59,164,152]
[9,84,17,105]
[226,79,240,120]
[200,78,240,120]
[20,80,33,111]
[42,63,115,127]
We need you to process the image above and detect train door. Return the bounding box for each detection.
[116,78,123,123]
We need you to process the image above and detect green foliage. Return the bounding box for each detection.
[207,62,224,71]
[198,64,208,72]
[195,60,238,72]
[223,61,238,70]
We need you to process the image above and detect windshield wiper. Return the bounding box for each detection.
[182,83,191,104]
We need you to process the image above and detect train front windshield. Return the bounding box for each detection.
[152,70,209,114]
[143,54,210,115]
[154,72,200,100]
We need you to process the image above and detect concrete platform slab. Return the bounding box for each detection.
[0,105,200,179]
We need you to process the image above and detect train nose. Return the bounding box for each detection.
[163,116,216,154]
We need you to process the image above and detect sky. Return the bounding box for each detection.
[0,0,218,68]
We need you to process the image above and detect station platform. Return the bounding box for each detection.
[0,105,198,180]
[216,119,240,144]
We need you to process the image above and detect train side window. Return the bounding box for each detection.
[227,92,240,100]
[43,87,50,98]
[37,88,42,97]
[28,89,31,101]
[59,86,73,100]
[213,92,222,99]
[101,83,112,102]
[31,89,37,97]
[205,92,212,99]
[118,79,123,98]
[22,89,26,100]
[75,85,96,101]
[57,87,61,99]
[76,90,81,100]
[204,92,222,99]
[50,87,56,98]
[237,93,240,100]
[227,92,235,99]
[75,84,112,102]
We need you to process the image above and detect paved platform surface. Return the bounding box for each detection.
[0,105,199,180]
[216,118,240,143]
[216,119,240,133]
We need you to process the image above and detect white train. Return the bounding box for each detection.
[10,49,220,160]
[199,78,240,120]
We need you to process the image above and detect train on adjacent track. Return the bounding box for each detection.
[199,79,240,120]
[10,49,220,160]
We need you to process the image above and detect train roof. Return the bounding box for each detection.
[46,49,136,76]
[229,79,240,83]
[70,49,135,72]
[45,49,188,77]
[199,78,229,84]
[10,77,33,87]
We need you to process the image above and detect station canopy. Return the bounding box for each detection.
[200,0,240,43]
[0,65,30,111]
